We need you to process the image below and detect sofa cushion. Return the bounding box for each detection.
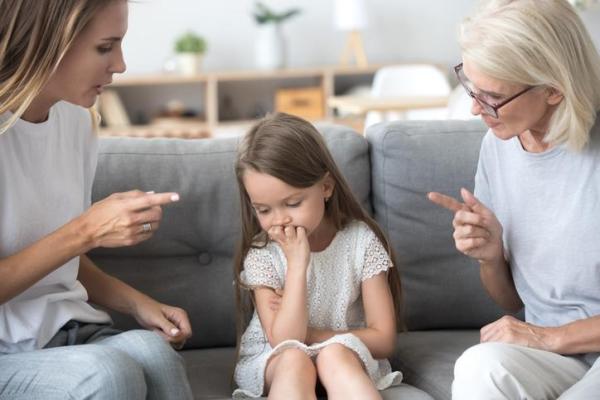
[367,120,506,330]
[89,124,372,349]
[391,330,480,400]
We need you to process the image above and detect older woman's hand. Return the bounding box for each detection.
[480,315,559,352]
[428,188,504,264]
[77,190,179,250]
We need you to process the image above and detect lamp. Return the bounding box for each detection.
[334,0,369,67]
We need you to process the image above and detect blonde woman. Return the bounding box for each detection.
[428,0,600,399]
[0,1,193,399]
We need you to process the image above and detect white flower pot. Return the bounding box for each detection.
[177,53,203,75]
[255,23,286,70]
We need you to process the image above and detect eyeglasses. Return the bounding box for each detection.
[454,63,535,118]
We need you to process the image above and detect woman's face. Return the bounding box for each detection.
[44,0,128,108]
[462,59,562,142]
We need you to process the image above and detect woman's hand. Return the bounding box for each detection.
[428,188,503,264]
[481,315,559,352]
[77,190,179,250]
[268,225,310,270]
[131,295,192,350]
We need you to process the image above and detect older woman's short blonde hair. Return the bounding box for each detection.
[460,0,600,151]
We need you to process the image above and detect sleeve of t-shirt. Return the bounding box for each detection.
[240,247,283,289]
[474,130,493,211]
[81,109,98,210]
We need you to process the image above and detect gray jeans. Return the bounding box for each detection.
[0,321,193,400]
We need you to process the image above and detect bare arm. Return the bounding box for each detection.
[428,188,523,313]
[255,268,309,346]
[479,257,523,313]
[0,191,177,306]
[79,254,144,314]
[480,314,600,355]
[552,315,600,354]
[254,225,311,346]
[78,254,192,347]
[307,272,397,359]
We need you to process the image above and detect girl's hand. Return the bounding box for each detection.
[132,295,192,350]
[77,190,179,250]
[268,225,311,270]
[428,188,503,264]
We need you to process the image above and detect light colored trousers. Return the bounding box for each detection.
[0,322,193,400]
[453,342,600,400]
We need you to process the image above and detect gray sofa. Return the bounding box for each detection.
[89,119,507,400]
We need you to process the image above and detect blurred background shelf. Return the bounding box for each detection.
[97,64,389,138]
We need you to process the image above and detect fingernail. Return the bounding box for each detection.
[170,328,180,336]
[171,194,180,202]
[146,191,155,194]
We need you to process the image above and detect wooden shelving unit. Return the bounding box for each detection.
[98,65,385,138]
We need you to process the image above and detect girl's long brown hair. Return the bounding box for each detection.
[233,113,405,349]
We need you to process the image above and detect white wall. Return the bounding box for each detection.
[124,0,600,75]
[123,0,479,74]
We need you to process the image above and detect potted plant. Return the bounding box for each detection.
[174,31,207,75]
[252,2,300,69]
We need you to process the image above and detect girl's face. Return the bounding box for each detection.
[462,59,562,144]
[242,169,335,238]
[43,0,128,108]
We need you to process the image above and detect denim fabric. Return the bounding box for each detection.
[0,322,192,400]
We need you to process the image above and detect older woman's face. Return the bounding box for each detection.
[462,60,561,142]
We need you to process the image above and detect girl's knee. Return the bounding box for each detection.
[266,348,316,391]
[277,348,314,369]
[316,343,360,371]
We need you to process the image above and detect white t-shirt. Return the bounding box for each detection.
[0,102,111,354]
[474,122,600,363]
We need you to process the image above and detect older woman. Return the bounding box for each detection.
[0,1,192,399]
[429,0,600,398]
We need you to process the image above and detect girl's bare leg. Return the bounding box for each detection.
[316,343,382,400]
[265,348,317,400]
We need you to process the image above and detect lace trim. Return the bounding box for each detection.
[241,247,282,289]
[362,232,393,281]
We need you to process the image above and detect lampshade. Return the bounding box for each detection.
[334,0,368,31]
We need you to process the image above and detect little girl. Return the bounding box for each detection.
[232,113,404,400]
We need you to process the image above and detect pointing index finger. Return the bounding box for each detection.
[126,192,180,211]
[427,192,467,213]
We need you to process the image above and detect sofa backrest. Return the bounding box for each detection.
[89,124,371,349]
[367,120,506,330]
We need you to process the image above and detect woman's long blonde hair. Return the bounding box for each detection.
[0,0,116,134]
[460,0,600,150]
[233,113,405,345]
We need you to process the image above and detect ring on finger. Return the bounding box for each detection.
[142,222,152,233]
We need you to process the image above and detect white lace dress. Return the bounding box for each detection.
[233,221,403,399]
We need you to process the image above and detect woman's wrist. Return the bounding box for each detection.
[478,251,506,270]
[68,213,97,253]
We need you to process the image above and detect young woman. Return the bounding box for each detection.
[232,113,403,400]
[428,0,600,398]
[0,1,193,398]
